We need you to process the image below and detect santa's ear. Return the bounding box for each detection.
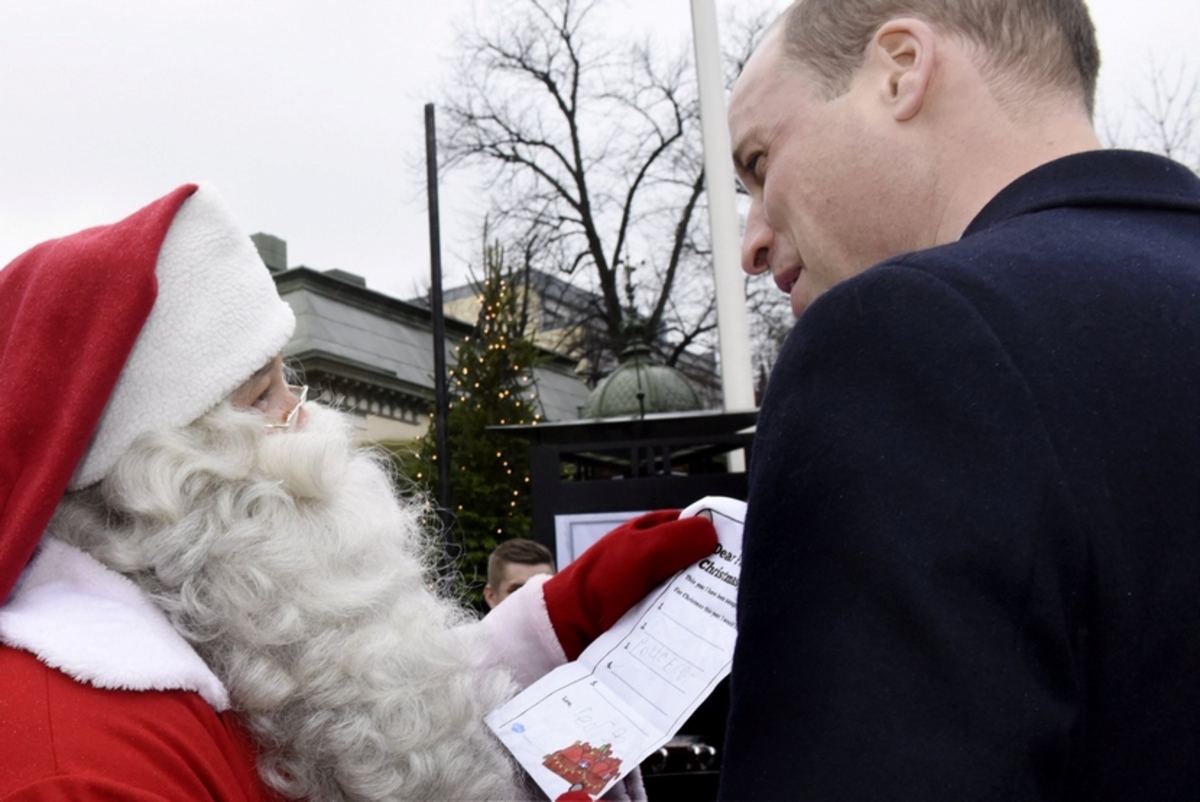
[868,17,936,122]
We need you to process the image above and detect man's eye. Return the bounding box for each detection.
[748,153,765,179]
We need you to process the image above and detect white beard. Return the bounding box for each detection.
[48,404,528,801]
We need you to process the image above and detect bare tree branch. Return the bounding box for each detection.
[441,0,783,398]
[1101,57,1200,172]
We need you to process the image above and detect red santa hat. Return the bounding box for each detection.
[0,183,296,603]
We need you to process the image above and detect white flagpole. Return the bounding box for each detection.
[690,0,755,416]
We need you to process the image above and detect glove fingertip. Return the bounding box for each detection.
[555,791,594,801]
[677,516,719,563]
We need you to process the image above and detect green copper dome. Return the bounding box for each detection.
[580,341,704,418]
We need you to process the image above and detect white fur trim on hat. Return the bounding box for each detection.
[70,184,295,489]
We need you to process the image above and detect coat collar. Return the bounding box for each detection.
[966,150,1200,238]
[0,538,230,711]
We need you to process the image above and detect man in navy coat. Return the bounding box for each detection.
[721,0,1200,799]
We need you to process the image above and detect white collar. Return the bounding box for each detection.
[0,538,229,711]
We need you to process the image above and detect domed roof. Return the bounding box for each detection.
[580,341,704,418]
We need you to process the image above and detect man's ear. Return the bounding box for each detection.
[483,584,499,609]
[869,18,937,122]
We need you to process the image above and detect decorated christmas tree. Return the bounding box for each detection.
[415,235,544,604]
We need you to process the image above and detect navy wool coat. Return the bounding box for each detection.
[721,150,1200,801]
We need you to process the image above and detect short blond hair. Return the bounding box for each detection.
[781,0,1100,117]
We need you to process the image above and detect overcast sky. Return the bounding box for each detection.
[1,0,1196,300]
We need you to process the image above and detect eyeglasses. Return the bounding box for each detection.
[264,385,308,431]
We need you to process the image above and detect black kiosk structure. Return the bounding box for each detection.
[492,406,757,800]
[494,409,756,555]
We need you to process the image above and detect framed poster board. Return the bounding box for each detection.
[553,510,646,568]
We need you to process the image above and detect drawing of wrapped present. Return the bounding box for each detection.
[543,741,624,794]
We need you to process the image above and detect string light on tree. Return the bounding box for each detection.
[412,228,547,606]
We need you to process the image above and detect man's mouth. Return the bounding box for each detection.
[774,263,803,295]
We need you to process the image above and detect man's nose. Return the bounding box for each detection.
[741,203,772,276]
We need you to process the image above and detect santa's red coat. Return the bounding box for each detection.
[0,645,278,800]
[0,539,577,800]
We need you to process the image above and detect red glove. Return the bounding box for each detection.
[543,509,718,660]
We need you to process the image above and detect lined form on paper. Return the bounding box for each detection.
[487,496,745,800]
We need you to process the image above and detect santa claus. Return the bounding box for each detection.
[0,184,715,800]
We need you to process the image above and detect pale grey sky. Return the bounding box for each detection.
[1,0,1196,299]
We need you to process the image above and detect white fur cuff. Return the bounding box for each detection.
[467,573,566,690]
